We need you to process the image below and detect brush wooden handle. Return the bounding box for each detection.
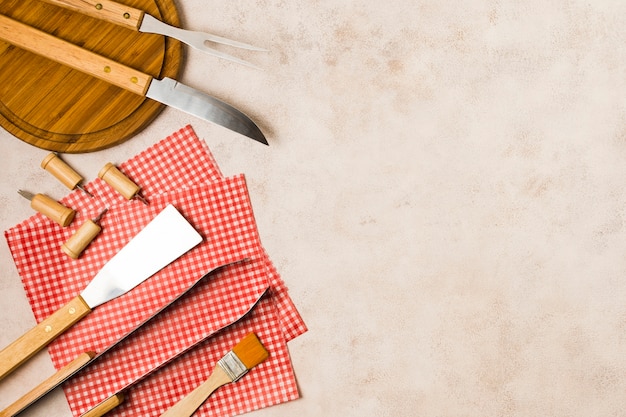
[80,393,125,417]
[39,0,144,30]
[0,352,96,417]
[0,14,152,95]
[0,296,91,381]
[159,366,231,417]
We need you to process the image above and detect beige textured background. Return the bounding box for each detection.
[2,0,626,415]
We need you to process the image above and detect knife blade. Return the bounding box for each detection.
[39,0,266,67]
[0,204,202,382]
[0,14,268,145]
[0,261,248,417]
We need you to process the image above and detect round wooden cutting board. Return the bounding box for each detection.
[0,0,183,153]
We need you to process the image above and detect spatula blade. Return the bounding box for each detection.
[80,204,202,308]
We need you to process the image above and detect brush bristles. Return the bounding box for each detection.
[232,333,269,370]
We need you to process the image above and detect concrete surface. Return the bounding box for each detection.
[1,0,626,416]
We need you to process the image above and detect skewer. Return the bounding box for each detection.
[98,163,149,205]
[41,153,94,197]
[18,190,75,227]
[61,208,108,259]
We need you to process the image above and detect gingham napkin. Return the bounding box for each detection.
[4,126,307,416]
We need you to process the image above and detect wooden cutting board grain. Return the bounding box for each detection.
[0,0,182,153]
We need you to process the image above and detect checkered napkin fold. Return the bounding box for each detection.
[4,126,307,416]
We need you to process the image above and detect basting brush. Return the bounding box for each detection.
[160,333,269,417]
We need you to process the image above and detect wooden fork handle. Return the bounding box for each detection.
[0,14,152,95]
[0,296,91,381]
[38,0,144,30]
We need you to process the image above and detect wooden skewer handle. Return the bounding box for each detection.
[98,163,140,200]
[39,0,144,30]
[0,296,91,382]
[31,194,76,227]
[0,14,152,95]
[62,219,102,259]
[0,352,96,417]
[41,153,83,190]
[159,366,231,417]
[80,393,125,417]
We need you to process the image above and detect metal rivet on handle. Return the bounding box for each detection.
[95,3,103,10]
[104,66,111,73]
[69,307,76,314]
[44,325,52,333]
[130,77,138,83]
[123,12,130,19]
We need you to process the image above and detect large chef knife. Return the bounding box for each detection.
[38,0,266,68]
[0,204,203,382]
[0,14,267,145]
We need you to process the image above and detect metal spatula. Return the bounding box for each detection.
[0,204,202,381]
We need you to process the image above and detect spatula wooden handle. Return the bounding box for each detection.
[39,0,144,30]
[0,14,152,95]
[0,352,95,417]
[159,366,231,417]
[0,296,91,381]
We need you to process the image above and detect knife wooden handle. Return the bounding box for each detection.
[0,14,152,95]
[0,352,96,417]
[0,296,91,381]
[39,0,144,30]
[80,393,125,417]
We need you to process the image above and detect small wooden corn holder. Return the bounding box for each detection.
[98,163,148,204]
[32,194,75,227]
[41,153,93,197]
[19,191,75,227]
[41,153,81,190]
[61,220,102,259]
[61,220,101,259]
[61,208,107,259]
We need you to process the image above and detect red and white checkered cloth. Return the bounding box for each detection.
[4,126,307,416]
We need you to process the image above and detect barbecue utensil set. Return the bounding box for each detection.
[1,3,273,414]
